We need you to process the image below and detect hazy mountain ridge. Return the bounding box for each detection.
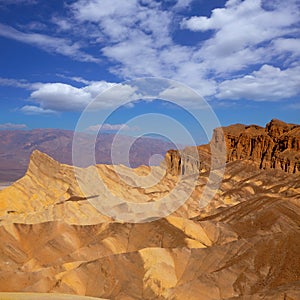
[0,129,176,182]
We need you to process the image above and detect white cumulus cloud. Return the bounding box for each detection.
[216,65,300,101]
[21,81,142,113]
[20,105,57,115]
[183,0,300,75]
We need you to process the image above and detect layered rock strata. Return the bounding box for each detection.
[166,119,300,176]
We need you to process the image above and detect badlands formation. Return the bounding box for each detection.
[0,119,299,299]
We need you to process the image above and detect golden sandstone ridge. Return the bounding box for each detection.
[0,119,299,299]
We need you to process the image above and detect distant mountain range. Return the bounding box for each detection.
[0,129,176,181]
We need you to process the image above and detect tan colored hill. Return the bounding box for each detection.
[0,149,299,298]
[1,148,299,225]
[0,119,299,299]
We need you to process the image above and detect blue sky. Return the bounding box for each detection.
[0,0,299,144]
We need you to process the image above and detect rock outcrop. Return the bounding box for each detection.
[221,119,300,173]
[166,119,300,175]
[164,145,211,176]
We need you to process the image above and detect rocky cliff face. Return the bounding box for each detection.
[164,145,211,176]
[221,119,300,174]
[166,119,300,175]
